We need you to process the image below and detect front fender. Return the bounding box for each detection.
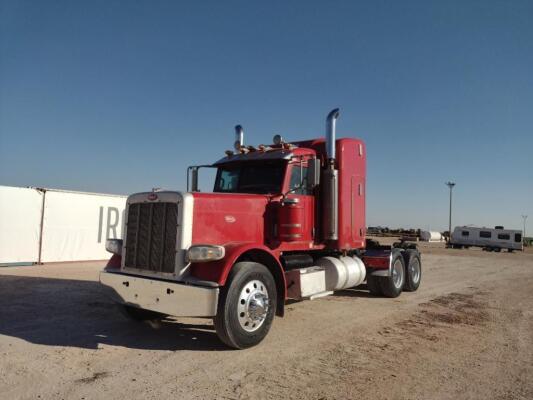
[189,242,282,285]
[190,243,287,317]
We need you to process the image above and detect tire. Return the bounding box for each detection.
[366,275,382,296]
[379,251,405,298]
[403,249,422,292]
[122,304,165,321]
[215,262,277,349]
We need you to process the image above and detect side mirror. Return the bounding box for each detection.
[189,167,199,192]
[193,168,199,191]
[307,158,321,188]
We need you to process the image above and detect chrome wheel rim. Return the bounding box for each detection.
[237,279,269,332]
[409,258,421,284]
[392,259,404,289]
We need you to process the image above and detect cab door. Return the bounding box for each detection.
[283,156,315,245]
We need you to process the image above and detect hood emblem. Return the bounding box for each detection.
[147,193,158,201]
[225,215,236,223]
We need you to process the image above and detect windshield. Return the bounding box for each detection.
[213,161,285,194]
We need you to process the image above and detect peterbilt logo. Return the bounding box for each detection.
[225,215,236,223]
[147,193,158,201]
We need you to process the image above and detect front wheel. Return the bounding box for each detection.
[379,251,406,298]
[215,262,277,349]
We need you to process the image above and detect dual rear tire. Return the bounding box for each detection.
[367,250,421,297]
[403,249,422,292]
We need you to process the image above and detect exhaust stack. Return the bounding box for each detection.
[326,108,340,162]
[234,125,244,151]
[322,108,340,241]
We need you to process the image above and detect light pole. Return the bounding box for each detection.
[522,215,528,239]
[445,182,456,243]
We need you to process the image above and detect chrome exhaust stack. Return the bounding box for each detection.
[326,108,339,162]
[234,125,244,151]
[322,108,340,241]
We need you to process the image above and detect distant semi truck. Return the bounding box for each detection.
[449,226,523,252]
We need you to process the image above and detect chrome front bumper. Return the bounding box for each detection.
[100,271,219,317]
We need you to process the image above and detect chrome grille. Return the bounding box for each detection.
[124,202,178,273]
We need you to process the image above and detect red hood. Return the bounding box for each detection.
[191,192,275,246]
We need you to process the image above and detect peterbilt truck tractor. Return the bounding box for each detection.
[100,109,422,349]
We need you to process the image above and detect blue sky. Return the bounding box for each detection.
[1,0,532,231]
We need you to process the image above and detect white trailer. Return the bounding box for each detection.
[419,230,444,242]
[450,226,523,252]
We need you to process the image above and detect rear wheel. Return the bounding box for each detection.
[379,252,405,298]
[403,249,422,292]
[366,275,382,296]
[215,262,277,349]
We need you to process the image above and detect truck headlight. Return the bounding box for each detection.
[187,245,225,262]
[105,239,123,255]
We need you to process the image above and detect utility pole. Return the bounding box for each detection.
[445,182,456,243]
[522,215,528,239]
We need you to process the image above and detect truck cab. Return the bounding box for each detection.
[100,109,422,349]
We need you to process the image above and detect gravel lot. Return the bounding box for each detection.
[1,242,532,400]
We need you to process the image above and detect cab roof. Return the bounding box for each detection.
[213,146,315,166]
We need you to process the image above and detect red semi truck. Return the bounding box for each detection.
[100,109,422,348]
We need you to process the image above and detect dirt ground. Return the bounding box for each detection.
[1,242,532,400]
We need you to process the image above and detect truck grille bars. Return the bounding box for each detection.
[124,202,178,274]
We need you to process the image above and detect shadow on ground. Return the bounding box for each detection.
[332,286,375,298]
[0,275,228,351]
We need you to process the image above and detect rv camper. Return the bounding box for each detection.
[449,226,523,252]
